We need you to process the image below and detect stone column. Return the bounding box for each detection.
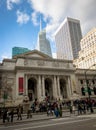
[53,75,58,100]
[57,76,61,99]
[25,74,28,96]
[70,74,77,93]
[37,75,42,101]
[41,75,45,99]
[67,76,72,98]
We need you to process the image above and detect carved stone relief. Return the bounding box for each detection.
[52,62,59,67]
[37,60,45,66]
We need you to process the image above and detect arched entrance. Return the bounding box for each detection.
[45,78,53,100]
[60,79,67,99]
[28,78,37,101]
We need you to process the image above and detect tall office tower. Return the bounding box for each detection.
[12,47,31,57]
[55,17,82,60]
[74,28,96,69]
[36,29,52,57]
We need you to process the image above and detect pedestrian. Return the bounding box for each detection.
[17,104,22,120]
[2,108,7,123]
[83,103,86,114]
[54,107,59,118]
[59,108,62,117]
[10,108,14,122]
[27,108,32,119]
[7,109,10,122]
[59,104,62,117]
[89,101,94,113]
[72,105,75,115]
[78,103,82,115]
[69,105,72,115]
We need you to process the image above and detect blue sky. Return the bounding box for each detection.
[0,0,96,62]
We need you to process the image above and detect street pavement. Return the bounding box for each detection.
[0,112,60,125]
[0,110,96,125]
[1,112,96,130]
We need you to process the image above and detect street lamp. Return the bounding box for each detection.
[84,71,91,100]
[84,66,96,113]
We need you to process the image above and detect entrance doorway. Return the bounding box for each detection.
[60,79,67,99]
[28,78,37,101]
[45,78,53,100]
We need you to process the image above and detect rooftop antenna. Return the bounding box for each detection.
[40,15,42,31]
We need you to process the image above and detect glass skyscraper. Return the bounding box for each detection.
[36,29,52,57]
[12,47,31,57]
[55,17,82,60]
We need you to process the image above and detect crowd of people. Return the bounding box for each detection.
[0,98,96,123]
[31,98,96,115]
[0,104,23,123]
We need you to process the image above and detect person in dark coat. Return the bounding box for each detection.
[10,109,14,122]
[17,104,22,120]
[69,105,73,115]
[59,104,62,117]
[2,108,7,123]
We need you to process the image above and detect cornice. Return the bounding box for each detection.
[15,66,75,73]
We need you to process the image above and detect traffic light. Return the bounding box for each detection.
[87,87,91,95]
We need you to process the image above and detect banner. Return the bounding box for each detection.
[19,77,23,94]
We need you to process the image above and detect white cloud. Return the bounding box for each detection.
[0,54,11,62]
[29,0,66,22]
[2,55,9,59]
[6,0,96,36]
[16,10,30,24]
[28,0,96,36]
[31,12,39,26]
[7,0,20,10]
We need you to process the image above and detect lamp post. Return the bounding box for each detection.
[84,71,91,100]
[84,67,96,113]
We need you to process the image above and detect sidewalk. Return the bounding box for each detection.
[0,111,96,125]
[0,113,56,125]
[0,111,71,125]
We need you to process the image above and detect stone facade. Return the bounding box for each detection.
[0,50,96,106]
